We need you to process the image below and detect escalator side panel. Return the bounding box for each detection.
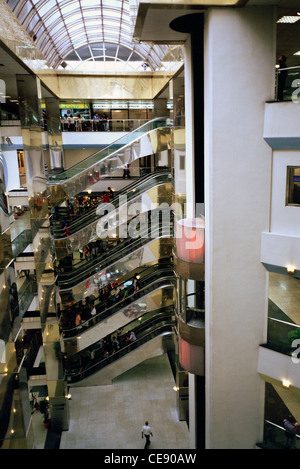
[48,124,174,205]
[69,332,174,387]
[63,283,175,355]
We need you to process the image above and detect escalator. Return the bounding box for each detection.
[48,117,174,205]
[64,309,176,386]
[61,264,175,354]
[56,209,174,292]
[52,170,173,239]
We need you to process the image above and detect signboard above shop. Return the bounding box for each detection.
[60,103,90,109]
[92,101,154,109]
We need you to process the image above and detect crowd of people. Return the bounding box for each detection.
[66,187,114,217]
[57,187,115,238]
[79,238,110,261]
[60,113,110,132]
[60,272,141,331]
[66,324,139,377]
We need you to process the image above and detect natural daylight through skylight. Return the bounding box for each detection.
[4,0,172,71]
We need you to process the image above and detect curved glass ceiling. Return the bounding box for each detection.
[5,0,169,71]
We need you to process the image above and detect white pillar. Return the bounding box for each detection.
[204,6,275,448]
[184,35,195,218]
[188,373,197,449]
[183,35,199,449]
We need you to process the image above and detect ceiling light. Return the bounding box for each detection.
[277,16,300,23]
[282,379,291,388]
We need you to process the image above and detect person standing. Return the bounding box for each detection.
[123,163,130,179]
[101,113,109,131]
[75,312,82,328]
[90,303,97,325]
[107,187,114,199]
[93,113,100,131]
[142,421,153,449]
[283,415,298,449]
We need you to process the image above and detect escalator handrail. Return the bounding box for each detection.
[53,170,173,238]
[61,268,175,338]
[66,321,175,383]
[61,267,175,335]
[57,215,174,289]
[65,309,174,367]
[48,117,173,184]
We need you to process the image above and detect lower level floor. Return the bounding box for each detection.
[32,354,190,450]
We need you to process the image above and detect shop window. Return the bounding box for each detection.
[286,166,300,206]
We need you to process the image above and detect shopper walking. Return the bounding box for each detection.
[141,421,153,449]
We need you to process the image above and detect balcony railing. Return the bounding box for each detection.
[258,420,300,449]
[265,316,300,359]
[60,118,149,133]
[275,66,300,102]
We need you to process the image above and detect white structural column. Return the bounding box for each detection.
[184,34,195,218]
[203,6,275,448]
[184,33,201,450]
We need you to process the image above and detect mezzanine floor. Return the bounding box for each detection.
[32,354,190,450]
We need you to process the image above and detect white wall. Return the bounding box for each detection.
[203,6,275,448]
[62,131,124,148]
[258,346,300,389]
[261,232,300,271]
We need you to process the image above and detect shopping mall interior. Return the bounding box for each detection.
[0,0,300,450]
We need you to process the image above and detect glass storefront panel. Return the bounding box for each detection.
[286,166,300,206]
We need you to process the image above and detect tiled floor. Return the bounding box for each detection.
[14,205,300,449]
[59,354,190,450]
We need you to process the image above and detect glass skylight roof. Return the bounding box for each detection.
[4,0,170,71]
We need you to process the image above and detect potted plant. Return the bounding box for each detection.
[288,329,300,344]
[38,398,51,429]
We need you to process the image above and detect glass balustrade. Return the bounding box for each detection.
[11,277,37,328]
[61,264,175,339]
[11,229,32,258]
[260,420,300,449]
[56,210,174,292]
[49,117,172,183]
[276,66,300,102]
[265,316,300,359]
[52,170,173,239]
[61,118,149,133]
[47,118,174,204]
[65,310,175,384]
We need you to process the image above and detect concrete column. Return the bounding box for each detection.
[154,97,168,118]
[203,6,275,448]
[44,97,65,172]
[184,35,196,218]
[170,13,205,449]
[17,75,69,431]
